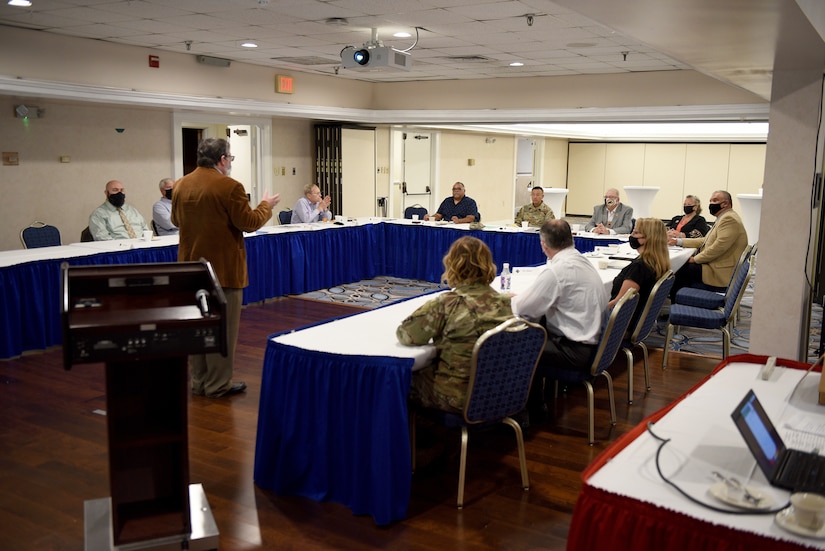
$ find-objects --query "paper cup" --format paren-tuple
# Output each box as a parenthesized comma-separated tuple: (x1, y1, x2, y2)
(142, 230, 153, 242)
(412, 214, 419, 221)
(521, 221, 529, 228)
(598, 260, 609, 270)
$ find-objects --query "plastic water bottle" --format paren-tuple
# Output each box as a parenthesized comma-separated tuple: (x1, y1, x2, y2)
(500, 263, 511, 291)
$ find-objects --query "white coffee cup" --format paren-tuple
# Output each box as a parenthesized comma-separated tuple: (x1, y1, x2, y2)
(142, 230, 153, 242)
(335, 215, 343, 222)
(598, 259, 609, 270)
(412, 214, 419, 221)
(571, 223, 582, 233)
(791, 492, 825, 531)
(521, 221, 529, 229)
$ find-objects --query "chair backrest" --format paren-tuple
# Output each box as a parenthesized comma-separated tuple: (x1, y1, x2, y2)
(80, 226, 94, 242)
(590, 289, 640, 377)
(20, 222, 61, 248)
(628, 271, 675, 344)
(278, 210, 292, 225)
(463, 318, 547, 424)
(722, 257, 753, 320)
(151, 220, 159, 235)
(725, 244, 753, 290)
(404, 205, 427, 219)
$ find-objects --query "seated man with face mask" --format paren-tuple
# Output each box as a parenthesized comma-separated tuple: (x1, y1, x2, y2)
(585, 188, 634, 235)
(89, 179, 150, 241)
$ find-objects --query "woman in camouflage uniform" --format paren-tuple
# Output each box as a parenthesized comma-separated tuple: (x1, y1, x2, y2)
(397, 236, 513, 413)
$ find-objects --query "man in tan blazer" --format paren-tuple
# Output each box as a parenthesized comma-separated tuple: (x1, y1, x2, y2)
(172, 138, 280, 398)
(669, 190, 748, 297)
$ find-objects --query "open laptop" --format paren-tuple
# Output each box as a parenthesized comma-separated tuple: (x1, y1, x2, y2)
(731, 389, 825, 494)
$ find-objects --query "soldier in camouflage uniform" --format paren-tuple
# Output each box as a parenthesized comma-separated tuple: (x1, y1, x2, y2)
(397, 236, 512, 413)
(514, 186, 555, 227)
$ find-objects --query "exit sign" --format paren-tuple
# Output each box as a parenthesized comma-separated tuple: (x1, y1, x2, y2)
(275, 75, 294, 94)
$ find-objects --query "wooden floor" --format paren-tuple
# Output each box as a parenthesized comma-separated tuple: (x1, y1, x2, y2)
(0, 297, 721, 551)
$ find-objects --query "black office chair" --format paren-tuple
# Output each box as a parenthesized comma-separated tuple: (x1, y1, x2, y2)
(80, 226, 94, 242)
(20, 221, 61, 248)
(151, 220, 159, 235)
(278, 210, 292, 225)
(410, 318, 547, 508)
(404, 205, 427, 219)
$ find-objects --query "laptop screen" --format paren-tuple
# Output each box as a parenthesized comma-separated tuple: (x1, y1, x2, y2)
(731, 390, 786, 482)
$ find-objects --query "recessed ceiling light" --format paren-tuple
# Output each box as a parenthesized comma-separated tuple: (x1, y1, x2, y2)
(241, 41, 258, 48)
(8, 0, 33, 6)
(393, 32, 411, 38)
(509, 62, 524, 67)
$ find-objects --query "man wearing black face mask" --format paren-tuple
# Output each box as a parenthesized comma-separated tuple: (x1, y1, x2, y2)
(669, 190, 748, 297)
(152, 178, 179, 236)
(88, 179, 150, 241)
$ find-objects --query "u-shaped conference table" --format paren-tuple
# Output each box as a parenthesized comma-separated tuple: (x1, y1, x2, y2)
(0, 218, 623, 360)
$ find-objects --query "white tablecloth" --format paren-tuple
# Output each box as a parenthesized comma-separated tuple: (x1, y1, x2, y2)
(272, 292, 441, 370)
(588, 361, 825, 548)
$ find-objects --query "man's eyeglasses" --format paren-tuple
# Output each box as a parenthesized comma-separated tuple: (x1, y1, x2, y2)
(224, 154, 235, 161)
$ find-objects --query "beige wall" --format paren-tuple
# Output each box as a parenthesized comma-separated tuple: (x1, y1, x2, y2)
(566, 142, 767, 219)
(437, 133, 516, 223)
(271, 118, 315, 218)
(0, 97, 173, 250)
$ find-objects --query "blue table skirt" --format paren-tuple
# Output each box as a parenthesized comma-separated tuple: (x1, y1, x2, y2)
(0, 245, 179, 359)
(0, 223, 616, 359)
(254, 338, 413, 525)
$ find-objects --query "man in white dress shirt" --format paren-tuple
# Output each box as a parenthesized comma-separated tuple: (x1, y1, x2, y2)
(511, 219, 608, 421)
(290, 183, 332, 223)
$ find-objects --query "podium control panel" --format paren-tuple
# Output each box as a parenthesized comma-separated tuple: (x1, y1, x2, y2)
(61, 260, 227, 368)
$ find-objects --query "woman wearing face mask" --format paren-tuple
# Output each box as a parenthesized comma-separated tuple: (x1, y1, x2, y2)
(666, 195, 709, 239)
(608, 218, 670, 327)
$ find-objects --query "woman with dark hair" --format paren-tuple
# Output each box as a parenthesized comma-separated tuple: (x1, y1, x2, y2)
(666, 195, 709, 239)
(397, 236, 512, 413)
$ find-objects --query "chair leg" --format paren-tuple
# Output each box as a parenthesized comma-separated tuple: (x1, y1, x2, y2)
(639, 342, 651, 391)
(662, 323, 675, 369)
(583, 381, 595, 445)
(503, 417, 530, 491)
(721, 326, 731, 359)
(409, 409, 417, 474)
(457, 427, 469, 509)
(603, 371, 617, 426)
(623, 347, 634, 404)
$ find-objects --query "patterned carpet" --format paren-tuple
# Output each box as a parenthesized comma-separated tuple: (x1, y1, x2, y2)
(293, 276, 443, 308)
(644, 270, 824, 362)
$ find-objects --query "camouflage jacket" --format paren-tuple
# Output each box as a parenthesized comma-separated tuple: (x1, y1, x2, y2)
(396, 283, 512, 410)
(514, 202, 555, 227)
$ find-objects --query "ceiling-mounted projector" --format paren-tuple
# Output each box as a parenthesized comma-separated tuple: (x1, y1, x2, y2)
(341, 46, 411, 71)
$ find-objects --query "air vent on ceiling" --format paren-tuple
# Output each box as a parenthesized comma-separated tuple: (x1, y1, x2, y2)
(440, 55, 492, 62)
(271, 56, 340, 66)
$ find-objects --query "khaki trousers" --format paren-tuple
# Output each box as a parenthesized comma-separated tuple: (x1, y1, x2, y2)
(190, 287, 243, 397)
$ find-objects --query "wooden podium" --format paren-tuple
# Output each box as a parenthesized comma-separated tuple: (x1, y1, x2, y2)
(62, 260, 225, 550)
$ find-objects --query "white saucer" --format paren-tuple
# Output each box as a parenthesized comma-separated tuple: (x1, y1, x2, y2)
(776, 508, 825, 538)
(708, 481, 772, 510)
